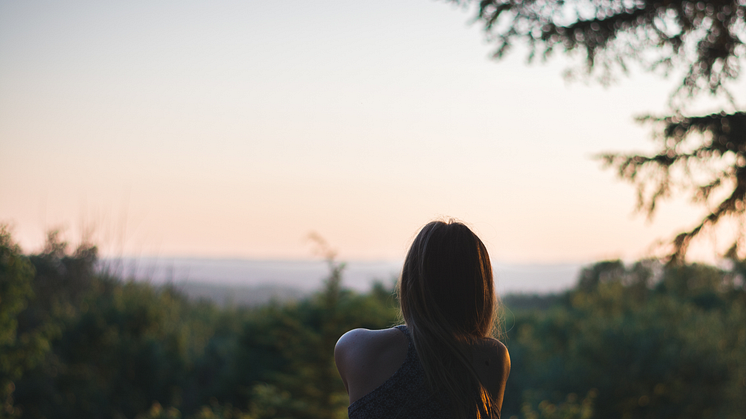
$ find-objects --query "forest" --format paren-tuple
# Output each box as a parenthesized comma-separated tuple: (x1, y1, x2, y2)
(1, 226, 745, 419)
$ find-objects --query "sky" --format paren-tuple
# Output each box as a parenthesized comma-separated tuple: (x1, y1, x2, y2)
(1, 0, 743, 263)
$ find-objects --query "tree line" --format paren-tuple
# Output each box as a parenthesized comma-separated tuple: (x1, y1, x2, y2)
(1, 226, 744, 419)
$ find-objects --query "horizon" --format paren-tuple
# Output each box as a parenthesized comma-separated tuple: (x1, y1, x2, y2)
(99, 255, 585, 295)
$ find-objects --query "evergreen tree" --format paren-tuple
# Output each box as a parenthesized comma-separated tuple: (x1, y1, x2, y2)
(454, 0, 746, 261)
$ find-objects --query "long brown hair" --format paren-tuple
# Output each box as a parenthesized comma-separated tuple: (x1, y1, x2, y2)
(399, 220, 497, 418)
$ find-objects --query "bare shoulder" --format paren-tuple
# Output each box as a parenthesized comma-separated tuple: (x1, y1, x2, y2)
(334, 327, 408, 404)
(482, 338, 510, 363)
(476, 337, 511, 375)
(335, 327, 405, 360)
(470, 337, 511, 407)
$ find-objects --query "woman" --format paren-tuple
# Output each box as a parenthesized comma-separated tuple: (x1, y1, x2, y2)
(335, 220, 510, 419)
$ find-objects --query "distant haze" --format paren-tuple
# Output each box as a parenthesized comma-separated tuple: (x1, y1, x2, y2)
(106, 257, 582, 295)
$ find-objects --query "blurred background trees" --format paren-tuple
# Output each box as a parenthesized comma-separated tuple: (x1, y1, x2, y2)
(0, 227, 399, 419)
(501, 259, 746, 419)
(0, 227, 39, 418)
(1, 225, 744, 418)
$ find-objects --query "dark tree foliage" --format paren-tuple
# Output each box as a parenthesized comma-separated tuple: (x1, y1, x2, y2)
(3, 227, 745, 419)
(455, 0, 746, 261)
(501, 259, 746, 419)
(2, 229, 400, 419)
(466, 0, 745, 93)
(600, 111, 746, 262)
(0, 227, 38, 418)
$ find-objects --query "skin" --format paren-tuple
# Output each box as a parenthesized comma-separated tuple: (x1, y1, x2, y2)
(334, 327, 511, 409)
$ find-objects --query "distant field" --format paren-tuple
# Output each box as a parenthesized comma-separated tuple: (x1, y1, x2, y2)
(172, 282, 308, 307)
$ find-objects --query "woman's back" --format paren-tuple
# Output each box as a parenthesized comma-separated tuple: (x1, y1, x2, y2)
(335, 325, 510, 419)
(335, 220, 511, 418)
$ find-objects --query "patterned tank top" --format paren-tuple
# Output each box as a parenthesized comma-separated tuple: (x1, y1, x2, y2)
(347, 326, 500, 419)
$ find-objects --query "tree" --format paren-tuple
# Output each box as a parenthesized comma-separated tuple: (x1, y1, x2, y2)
(500, 259, 746, 419)
(453, 0, 746, 261)
(231, 235, 399, 419)
(0, 226, 39, 418)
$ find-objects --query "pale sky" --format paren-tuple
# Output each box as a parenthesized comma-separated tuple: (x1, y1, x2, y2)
(1, 0, 742, 263)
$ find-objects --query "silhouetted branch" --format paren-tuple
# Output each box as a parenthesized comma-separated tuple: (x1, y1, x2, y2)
(462, 0, 746, 98)
(599, 111, 746, 261)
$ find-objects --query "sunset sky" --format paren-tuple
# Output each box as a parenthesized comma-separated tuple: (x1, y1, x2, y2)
(1, 0, 742, 263)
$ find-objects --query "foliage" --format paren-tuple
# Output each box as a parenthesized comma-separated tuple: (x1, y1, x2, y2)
(0, 226, 40, 419)
(599, 111, 746, 262)
(502, 259, 746, 419)
(454, 0, 746, 260)
(2, 228, 744, 418)
(518, 392, 596, 419)
(2, 230, 398, 419)
(460, 0, 745, 94)
(230, 253, 398, 419)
